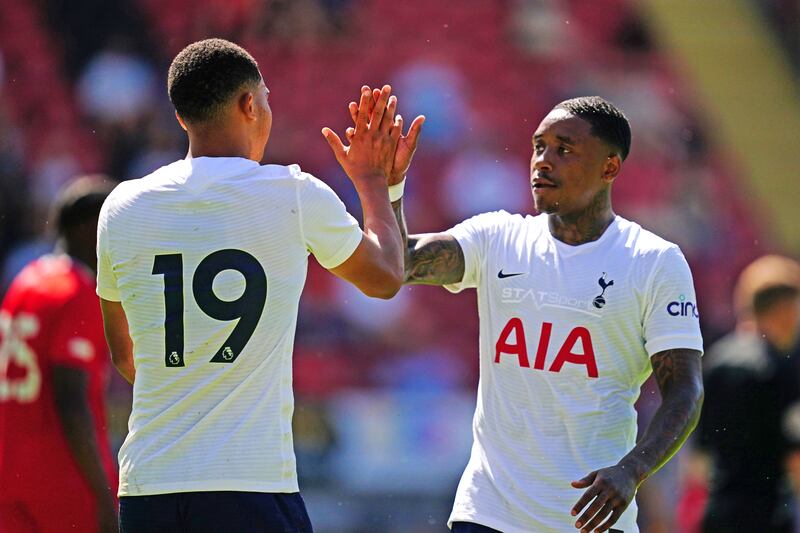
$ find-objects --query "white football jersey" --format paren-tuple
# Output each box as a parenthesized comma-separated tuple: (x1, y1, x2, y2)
(444, 211, 703, 533)
(97, 157, 362, 496)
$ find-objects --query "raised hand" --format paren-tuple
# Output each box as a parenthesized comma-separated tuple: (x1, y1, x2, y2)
(322, 85, 402, 186)
(570, 464, 638, 532)
(346, 89, 425, 185)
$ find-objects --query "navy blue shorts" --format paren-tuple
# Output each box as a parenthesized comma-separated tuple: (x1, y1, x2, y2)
(119, 491, 313, 533)
(451, 522, 502, 533)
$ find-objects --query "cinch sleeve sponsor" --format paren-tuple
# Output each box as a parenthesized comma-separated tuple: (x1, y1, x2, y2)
(444, 210, 510, 293)
(297, 173, 362, 270)
(642, 245, 704, 356)
(96, 194, 121, 302)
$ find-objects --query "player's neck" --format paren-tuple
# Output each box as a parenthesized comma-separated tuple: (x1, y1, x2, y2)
(186, 125, 260, 162)
(547, 192, 615, 246)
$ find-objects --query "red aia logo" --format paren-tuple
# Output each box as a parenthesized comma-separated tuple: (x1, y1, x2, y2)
(495, 318, 598, 378)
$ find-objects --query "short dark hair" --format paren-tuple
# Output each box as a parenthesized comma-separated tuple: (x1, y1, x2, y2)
(753, 285, 799, 316)
(53, 175, 115, 237)
(554, 96, 632, 160)
(168, 38, 262, 124)
(734, 254, 800, 317)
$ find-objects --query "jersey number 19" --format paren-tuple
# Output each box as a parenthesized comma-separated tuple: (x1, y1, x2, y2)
(152, 249, 267, 367)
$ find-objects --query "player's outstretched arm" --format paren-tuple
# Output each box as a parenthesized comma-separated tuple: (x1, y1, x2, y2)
(53, 366, 119, 533)
(344, 89, 457, 286)
(323, 85, 405, 298)
(570, 348, 703, 532)
(100, 298, 135, 384)
(403, 231, 466, 286)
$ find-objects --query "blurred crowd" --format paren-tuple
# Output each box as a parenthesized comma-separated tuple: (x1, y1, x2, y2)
(0, 0, 795, 531)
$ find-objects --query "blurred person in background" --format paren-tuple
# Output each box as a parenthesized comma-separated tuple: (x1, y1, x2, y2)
(693, 255, 800, 532)
(354, 94, 704, 532)
(0, 175, 118, 533)
(97, 38, 418, 532)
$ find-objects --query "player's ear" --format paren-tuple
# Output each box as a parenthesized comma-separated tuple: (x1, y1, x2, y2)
(175, 111, 188, 132)
(238, 92, 256, 121)
(603, 153, 621, 184)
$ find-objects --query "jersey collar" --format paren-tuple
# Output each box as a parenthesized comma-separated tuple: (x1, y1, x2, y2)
(546, 215, 620, 257)
(176, 156, 261, 186)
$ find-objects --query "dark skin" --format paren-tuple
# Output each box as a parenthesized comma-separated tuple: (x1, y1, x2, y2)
(356, 100, 704, 531)
(530, 108, 619, 245)
(54, 219, 118, 533)
(569, 348, 702, 532)
(53, 368, 118, 533)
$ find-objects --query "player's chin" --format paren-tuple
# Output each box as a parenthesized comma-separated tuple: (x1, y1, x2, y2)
(532, 191, 559, 214)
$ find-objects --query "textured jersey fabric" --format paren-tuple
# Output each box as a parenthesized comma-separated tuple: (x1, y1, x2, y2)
(444, 211, 703, 532)
(97, 157, 361, 496)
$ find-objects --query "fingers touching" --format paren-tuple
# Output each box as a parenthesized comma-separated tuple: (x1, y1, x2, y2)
(354, 86, 372, 133)
(324, 84, 425, 184)
(370, 85, 392, 132)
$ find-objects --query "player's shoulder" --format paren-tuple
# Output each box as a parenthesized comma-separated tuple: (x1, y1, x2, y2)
(284, 165, 336, 193)
(615, 216, 683, 260)
(455, 209, 530, 233)
(101, 159, 187, 214)
(7, 255, 91, 305)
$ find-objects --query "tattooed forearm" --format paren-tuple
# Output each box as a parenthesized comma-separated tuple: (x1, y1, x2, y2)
(392, 197, 465, 285)
(651, 349, 680, 394)
(620, 349, 703, 485)
(405, 233, 466, 285)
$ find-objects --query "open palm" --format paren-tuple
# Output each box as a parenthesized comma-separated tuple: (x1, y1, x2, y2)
(347, 89, 425, 185)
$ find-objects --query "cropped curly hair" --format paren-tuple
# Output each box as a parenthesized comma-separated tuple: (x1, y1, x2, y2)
(554, 96, 632, 160)
(168, 38, 261, 124)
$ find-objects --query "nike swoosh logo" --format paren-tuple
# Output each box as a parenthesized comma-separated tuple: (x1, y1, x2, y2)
(498, 270, 525, 279)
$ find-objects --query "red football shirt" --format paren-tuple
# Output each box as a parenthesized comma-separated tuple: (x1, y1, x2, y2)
(0, 255, 117, 507)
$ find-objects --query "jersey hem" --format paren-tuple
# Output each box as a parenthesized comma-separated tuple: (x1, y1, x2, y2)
(118, 479, 300, 497)
(448, 512, 637, 533)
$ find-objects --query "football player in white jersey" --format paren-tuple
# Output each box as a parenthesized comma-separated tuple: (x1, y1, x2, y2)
(96, 39, 422, 532)
(355, 95, 704, 532)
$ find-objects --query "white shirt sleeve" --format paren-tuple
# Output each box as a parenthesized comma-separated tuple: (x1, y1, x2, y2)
(642, 245, 704, 356)
(297, 173, 362, 269)
(96, 195, 121, 302)
(443, 210, 510, 293)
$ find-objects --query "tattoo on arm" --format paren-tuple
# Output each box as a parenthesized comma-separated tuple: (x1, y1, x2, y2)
(406, 233, 466, 285)
(392, 198, 465, 286)
(621, 348, 704, 485)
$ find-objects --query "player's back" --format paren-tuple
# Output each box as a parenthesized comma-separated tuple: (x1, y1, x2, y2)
(98, 156, 360, 496)
(0, 255, 114, 499)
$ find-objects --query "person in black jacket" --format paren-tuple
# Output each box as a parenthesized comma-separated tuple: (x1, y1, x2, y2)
(698, 255, 800, 532)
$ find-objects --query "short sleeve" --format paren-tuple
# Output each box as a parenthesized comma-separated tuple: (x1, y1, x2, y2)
(96, 196, 121, 301)
(297, 174, 362, 269)
(443, 210, 510, 293)
(642, 245, 704, 356)
(49, 293, 101, 370)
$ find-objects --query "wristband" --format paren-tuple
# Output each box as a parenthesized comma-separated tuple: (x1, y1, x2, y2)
(388, 179, 406, 202)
